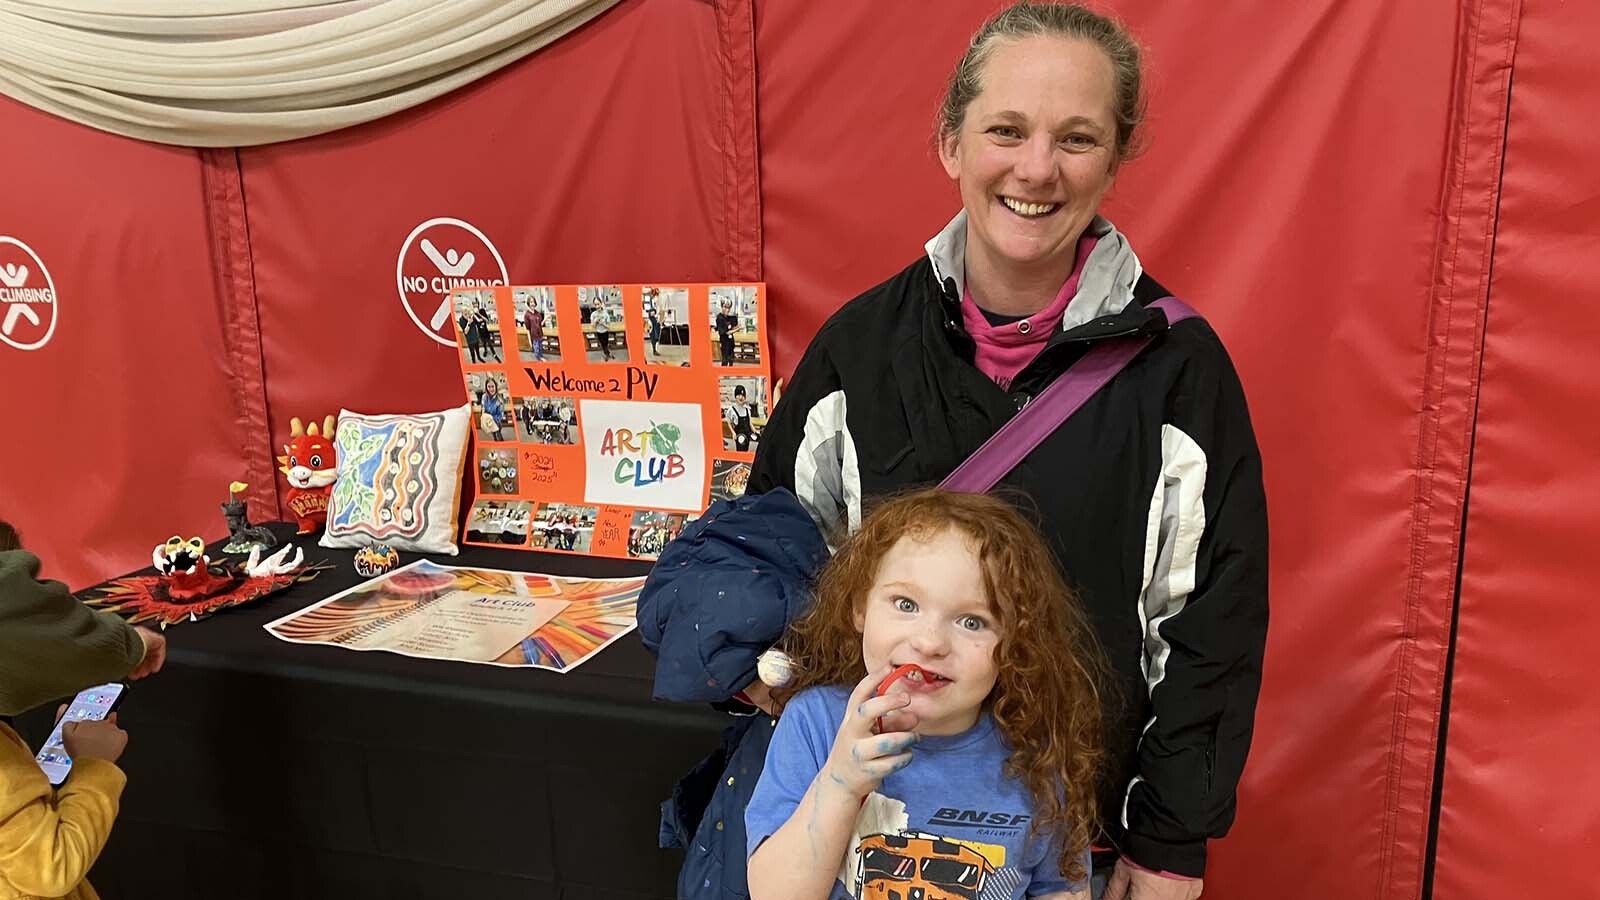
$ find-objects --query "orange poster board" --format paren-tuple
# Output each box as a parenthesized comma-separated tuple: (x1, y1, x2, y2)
(451, 283, 767, 561)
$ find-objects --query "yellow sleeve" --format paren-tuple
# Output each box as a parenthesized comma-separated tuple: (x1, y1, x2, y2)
(0, 735, 125, 898)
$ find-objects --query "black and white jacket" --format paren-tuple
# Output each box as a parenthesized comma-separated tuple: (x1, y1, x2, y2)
(747, 212, 1270, 877)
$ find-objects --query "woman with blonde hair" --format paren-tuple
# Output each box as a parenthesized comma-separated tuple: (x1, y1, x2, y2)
(645, 5, 1267, 898)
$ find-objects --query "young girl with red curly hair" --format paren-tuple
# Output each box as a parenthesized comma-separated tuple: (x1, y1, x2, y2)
(746, 489, 1110, 900)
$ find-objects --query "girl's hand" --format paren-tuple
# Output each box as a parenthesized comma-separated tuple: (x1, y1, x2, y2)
(819, 666, 920, 800)
(61, 712, 128, 764)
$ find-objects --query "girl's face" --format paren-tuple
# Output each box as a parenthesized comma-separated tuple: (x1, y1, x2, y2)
(853, 526, 1002, 736)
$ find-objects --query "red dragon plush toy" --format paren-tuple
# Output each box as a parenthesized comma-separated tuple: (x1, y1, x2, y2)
(279, 415, 338, 533)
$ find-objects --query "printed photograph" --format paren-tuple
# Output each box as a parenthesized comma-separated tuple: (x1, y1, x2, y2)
(710, 459, 753, 502)
(580, 285, 629, 364)
(516, 395, 579, 445)
(465, 500, 533, 545)
(513, 287, 561, 363)
(709, 285, 759, 367)
(466, 372, 514, 441)
(644, 286, 691, 366)
(476, 447, 519, 495)
(533, 502, 600, 553)
(453, 289, 504, 365)
(719, 375, 768, 453)
(628, 510, 691, 560)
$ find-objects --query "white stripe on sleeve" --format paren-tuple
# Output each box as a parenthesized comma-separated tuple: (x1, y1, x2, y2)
(792, 390, 861, 543)
(1123, 423, 1208, 828)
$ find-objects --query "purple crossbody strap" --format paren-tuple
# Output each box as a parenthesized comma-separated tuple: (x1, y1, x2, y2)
(941, 297, 1200, 493)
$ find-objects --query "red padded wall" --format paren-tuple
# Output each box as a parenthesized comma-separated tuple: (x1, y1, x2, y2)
(755, 2, 1465, 897)
(0, 97, 250, 589)
(1434, 0, 1600, 894)
(237, 0, 759, 519)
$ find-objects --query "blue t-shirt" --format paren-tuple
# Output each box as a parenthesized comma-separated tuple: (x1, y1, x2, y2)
(746, 685, 1086, 899)
(481, 392, 505, 422)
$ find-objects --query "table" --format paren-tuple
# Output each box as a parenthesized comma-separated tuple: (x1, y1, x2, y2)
(579, 323, 630, 355)
(16, 523, 726, 900)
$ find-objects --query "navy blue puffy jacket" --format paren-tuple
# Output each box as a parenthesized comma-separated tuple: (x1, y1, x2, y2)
(639, 489, 828, 703)
(639, 488, 828, 899)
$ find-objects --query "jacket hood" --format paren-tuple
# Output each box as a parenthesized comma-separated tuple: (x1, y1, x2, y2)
(924, 209, 1146, 334)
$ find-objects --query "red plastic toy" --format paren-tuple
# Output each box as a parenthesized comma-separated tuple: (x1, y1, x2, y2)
(873, 663, 931, 734)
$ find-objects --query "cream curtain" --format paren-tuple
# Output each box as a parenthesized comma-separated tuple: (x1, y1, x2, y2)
(0, 0, 621, 147)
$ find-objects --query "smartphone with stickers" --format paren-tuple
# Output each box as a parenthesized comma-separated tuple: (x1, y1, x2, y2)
(34, 682, 126, 786)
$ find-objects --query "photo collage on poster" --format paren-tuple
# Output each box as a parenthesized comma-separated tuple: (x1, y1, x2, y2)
(453, 283, 769, 561)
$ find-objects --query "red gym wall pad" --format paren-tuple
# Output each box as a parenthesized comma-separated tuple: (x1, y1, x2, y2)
(1434, 0, 1600, 895)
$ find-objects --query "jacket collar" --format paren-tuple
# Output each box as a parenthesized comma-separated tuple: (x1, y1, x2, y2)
(923, 210, 1146, 334)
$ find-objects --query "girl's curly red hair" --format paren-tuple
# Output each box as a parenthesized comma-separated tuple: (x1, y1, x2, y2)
(775, 488, 1110, 883)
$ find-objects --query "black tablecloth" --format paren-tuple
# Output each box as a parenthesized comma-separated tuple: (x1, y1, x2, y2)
(16, 524, 725, 899)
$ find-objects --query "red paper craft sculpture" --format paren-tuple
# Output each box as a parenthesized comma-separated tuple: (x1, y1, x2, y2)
(81, 536, 327, 628)
(279, 415, 338, 533)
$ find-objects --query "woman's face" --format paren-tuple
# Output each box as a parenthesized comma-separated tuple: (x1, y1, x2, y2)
(939, 35, 1119, 279)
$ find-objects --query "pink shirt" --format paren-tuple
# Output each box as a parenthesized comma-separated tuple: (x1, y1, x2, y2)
(960, 232, 1099, 390)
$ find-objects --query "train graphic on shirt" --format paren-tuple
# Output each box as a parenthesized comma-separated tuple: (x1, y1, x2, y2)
(855, 831, 997, 899)
(843, 793, 1013, 900)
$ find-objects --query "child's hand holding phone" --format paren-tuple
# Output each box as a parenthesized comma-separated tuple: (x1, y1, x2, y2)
(820, 666, 921, 800)
(60, 712, 127, 765)
(38, 683, 130, 784)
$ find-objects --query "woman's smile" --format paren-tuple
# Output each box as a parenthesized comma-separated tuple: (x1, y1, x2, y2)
(998, 195, 1062, 218)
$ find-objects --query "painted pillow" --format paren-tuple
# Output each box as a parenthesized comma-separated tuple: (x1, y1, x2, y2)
(319, 403, 471, 555)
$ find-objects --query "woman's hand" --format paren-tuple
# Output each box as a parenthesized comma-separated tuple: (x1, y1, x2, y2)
(739, 680, 779, 716)
(60, 710, 128, 764)
(819, 666, 920, 800)
(129, 626, 167, 679)
(1102, 858, 1203, 900)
